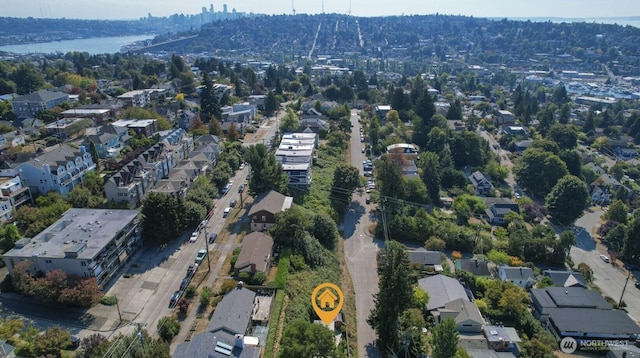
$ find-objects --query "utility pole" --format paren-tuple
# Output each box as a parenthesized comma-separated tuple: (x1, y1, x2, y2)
(618, 270, 632, 308)
(205, 228, 211, 271)
(115, 295, 123, 324)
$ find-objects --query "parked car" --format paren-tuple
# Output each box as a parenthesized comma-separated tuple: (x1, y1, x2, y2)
(187, 263, 198, 275)
(189, 231, 199, 243)
(239, 163, 246, 170)
(195, 249, 207, 264)
(223, 207, 232, 217)
(366, 197, 371, 204)
(230, 199, 237, 208)
(635, 281, 640, 289)
(169, 290, 183, 307)
(600, 254, 610, 263)
(180, 278, 190, 290)
(238, 184, 245, 193)
(209, 233, 218, 243)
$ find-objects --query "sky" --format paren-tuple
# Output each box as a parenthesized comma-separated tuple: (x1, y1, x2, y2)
(4, 0, 640, 20)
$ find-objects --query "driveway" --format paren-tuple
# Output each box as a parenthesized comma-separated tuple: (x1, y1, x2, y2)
(343, 109, 383, 358)
(572, 208, 640, 321)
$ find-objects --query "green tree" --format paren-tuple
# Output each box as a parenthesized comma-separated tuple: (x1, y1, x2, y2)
(545, 175, 589, 224)
(88, 141, 100, 171)
(278, 319, 337, 358)
(312, 212, 339, 250)
(200, 71, 221, 122)
(13, 64, 44, 94)
(432, 318, 459, 358)
(0, 224, 21, 252)
(157, 317, 181, 342)
(513, 148, 568, 198)
(331, 164, 361, 206)
(245, 144, 287, 196)
(576, 262, 595, 283)
(279, 108, 300, 133)
(548, 124, 578, 150)
(368, 241, 413, 353)
(605, 199, 628, 224)
(622, 212, 640, 262)
(418, 151, 441, 204)
(269, 205, 311, 248)
(141, 193, 185, 245)
(398, 308, 428, 358)
(34, 326, 71, 358)
(264, 90, 278, 115)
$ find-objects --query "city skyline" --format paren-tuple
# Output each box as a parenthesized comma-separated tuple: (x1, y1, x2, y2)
(5, 0, 640, 20)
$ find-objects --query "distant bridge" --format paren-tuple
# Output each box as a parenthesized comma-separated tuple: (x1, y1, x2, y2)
(128, 35, 199, 53)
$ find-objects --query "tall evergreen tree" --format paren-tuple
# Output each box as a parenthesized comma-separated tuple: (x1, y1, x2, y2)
(368, 241, 412, 353)
(200, 72, 220, 122)
(419, 151, 442, 205)
(432, 318, 459, 358)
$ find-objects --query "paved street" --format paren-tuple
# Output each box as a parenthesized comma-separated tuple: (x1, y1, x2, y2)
(343, 109, 382, 358)
(572, 208, 640, 321)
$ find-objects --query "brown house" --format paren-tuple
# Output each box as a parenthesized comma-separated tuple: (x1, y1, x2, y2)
(235, 232, 274, 274)
(248, 190, 293, 232)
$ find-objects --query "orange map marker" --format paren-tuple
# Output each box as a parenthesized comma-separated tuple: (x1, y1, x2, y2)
(311, 283, 344, 325)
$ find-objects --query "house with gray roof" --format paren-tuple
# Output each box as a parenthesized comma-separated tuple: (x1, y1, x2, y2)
(530, 286, 612, 321)
(546, 307, 640, 341)
(456, 258, 492, 277)
(11, 90, 69, 119)
(407, 250, 443, 272)
(434, 298, 484, 333)
(484, 198, 519, 226)
(14, 144, 96, 197)
(543, 270, 587, 288)
(235, 232, 273, 275)
(173, 286, 261, 358)
(418, 275, 470, 311)
(468, 171, 493, 196)
(248, 190, 293, 232)
(498, 266, 535, 289)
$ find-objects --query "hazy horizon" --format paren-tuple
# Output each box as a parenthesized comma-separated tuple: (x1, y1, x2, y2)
(4, 0, 640, 20)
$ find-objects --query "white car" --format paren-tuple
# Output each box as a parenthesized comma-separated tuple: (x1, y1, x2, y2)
(239, 163, 246, 170)
(600, 254, 610, 263)
(189, 231, 199, 243)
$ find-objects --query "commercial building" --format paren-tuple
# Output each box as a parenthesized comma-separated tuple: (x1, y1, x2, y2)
(3, 208, 141, 287)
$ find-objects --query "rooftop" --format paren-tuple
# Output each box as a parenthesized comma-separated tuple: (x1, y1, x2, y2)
(248, 190, 293, 217)
(418, 275, 469, 311)
(4, 208, 138, 261)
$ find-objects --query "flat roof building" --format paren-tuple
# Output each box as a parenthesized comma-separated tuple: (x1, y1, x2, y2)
(3, 208, 141, 287)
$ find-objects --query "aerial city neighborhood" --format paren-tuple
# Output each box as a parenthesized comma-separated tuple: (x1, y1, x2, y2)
(1, 2, 640, 357)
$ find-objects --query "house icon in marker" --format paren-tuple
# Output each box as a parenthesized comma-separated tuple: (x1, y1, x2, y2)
(317, 288, 338, 309)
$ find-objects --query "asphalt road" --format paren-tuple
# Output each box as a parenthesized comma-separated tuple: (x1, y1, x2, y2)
(572, 208, 640, 321)
(343, 109, 383, 358)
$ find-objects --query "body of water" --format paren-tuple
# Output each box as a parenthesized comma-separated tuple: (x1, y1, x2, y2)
(0, 34, 154, 55)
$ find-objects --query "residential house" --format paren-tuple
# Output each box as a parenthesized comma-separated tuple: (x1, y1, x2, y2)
(192, 134, 222, 168)
(455, 259, 492, 277)
(615, 147, 638, 160)
(468, 171, 493, 196)
(116, 89, 165, 108)
(386, 143, 419, 157)
(407, 250, 443, 272)
(434, 298, 484, 333)
(417, 275, 470, 312)
(0, 340, 16, 358)
(13, 117, 45, 136)
(11, 90, 69, 119)
(87, 129, 122, 159)
(112, 119, 158, 137)
(546, 307, 640, 342)
(514, 140, 533, 154)
(61, 108, 111, 124)
(530, 286, 612, 321)
(375, 104, 391, 119)
(0, 132, 26, 150)
(235, 232, 274, 275)
(177, 110, 197, 130)
(483, 326, 521, 353)
(584, 162, 605, 175)
(498, 266, 535, 289)
(543, 270, 587, 288)
(14, 145, 96, 197)
(589, 174, 623, 205)
(501, 125, 527, 136)
(495, 110, 516, 126)
(298, 115, 330, 134)
(159, 128, 194, 161)
(247, 95, 266, 110)
(173, 286, 261, 358)
(484, 198, 520, 225)
(2, 208, 141, 287)
(46, 118, 93, 139)
(104, 143, 179, 208)
(248, 190, 293, 232)
(0, 169, 32, 222)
